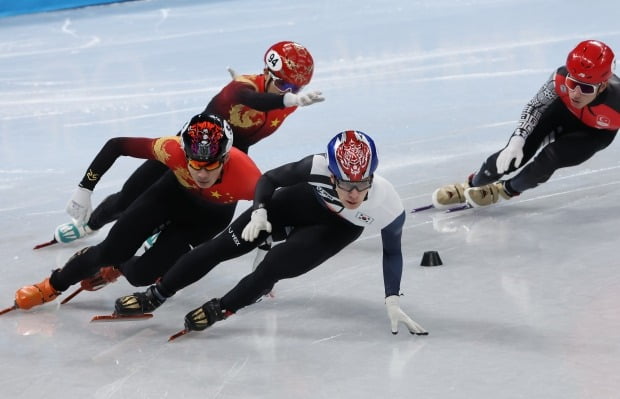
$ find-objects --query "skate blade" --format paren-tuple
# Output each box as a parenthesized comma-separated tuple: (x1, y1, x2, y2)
(411, 203, 472, 213)
(33, 238, 58, 250)
(411, 204, 434, 213)
(60, 287, 84, 304)
(0, 305, 17, 316)
(168, 329, 190, 342)
(91, 313, 153, 322)
(445, 203, 473, 213)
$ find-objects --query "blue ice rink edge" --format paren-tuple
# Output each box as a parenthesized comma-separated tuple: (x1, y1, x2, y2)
(0, 0, 137, 17)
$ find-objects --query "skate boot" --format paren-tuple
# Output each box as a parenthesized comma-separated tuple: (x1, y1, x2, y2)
(115, 285, 166, 315)
(464, 181, 512, 207)
(80, 266, 122, 291)
(54, 221, 94, 244)
(15, 277, 60, 310)
(184, 298, 232, 331)
(432, 182, 469, 209)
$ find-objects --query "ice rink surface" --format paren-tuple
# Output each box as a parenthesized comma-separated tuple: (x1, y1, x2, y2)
(1, 0, 620, 398)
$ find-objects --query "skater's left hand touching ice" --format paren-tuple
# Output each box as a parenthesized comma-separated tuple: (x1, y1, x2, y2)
(385, 295, 428, 335)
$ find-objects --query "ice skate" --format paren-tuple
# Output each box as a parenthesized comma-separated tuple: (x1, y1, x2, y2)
(431, 182, 469, 209)
(184, 298, 231, 332)
(60, 266, 123, 305)
(464, 181, 511, 207)
(14, 277, 60, 310)
(54, 221, 95, 244)
(81, 266, 122, 291)
(114, 285, 166, 316)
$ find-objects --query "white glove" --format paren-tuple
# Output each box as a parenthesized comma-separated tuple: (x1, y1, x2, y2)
(65, 187, 93, 224)
(241, 208, 272, 242)
(227, 66, 239, 80)
(496, 136, 525, 174)
(385, 295, 428, 335)
(283, 91, 325, 107)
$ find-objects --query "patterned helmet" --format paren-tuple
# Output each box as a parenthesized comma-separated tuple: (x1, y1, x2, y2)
(566, 40, 616, 84)
(327, 130, 379, 181)
(181, 113, 233, 161)
(264, 41, 314, 87)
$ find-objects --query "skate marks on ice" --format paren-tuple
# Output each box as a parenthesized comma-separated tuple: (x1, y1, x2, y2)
(90, 328, 159, 362)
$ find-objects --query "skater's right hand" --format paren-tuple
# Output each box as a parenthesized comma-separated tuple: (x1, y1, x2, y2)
(66, 187, 93, 224)
(283, 90, 324, 107)
(241, 208, 272, 242)
(496, 136, 525, 174)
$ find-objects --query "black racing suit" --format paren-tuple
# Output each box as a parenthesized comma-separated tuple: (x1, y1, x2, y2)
(51, 172, 236, 290)
(152, 154, 407, 313)
(471, 67, 620, 194)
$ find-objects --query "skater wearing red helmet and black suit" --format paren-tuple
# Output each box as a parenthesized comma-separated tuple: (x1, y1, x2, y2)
(432, 39, 620, 208)
(55, 41, 323, 244)
(114, 131, 428, 337)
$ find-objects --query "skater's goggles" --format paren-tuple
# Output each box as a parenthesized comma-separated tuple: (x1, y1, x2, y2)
(335, 177, 373, 192)
(268, 71, 302, 94)
(565, 75, 600, 94)
(187, 158, 224, 171)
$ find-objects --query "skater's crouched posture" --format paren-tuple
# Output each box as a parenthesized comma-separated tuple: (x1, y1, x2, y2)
(115, 130, 428, 337)
(433, 39, 620, 209)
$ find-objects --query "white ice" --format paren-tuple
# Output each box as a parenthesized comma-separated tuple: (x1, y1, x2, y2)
(1, 0, 620, 398)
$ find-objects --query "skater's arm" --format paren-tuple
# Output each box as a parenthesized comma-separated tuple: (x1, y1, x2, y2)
(380, 211, 405, 297)
(251, 154, 314, 209)
(78, 137, 157, 190)
(512, 72, 559, 141)
(233, 81, 289, 111)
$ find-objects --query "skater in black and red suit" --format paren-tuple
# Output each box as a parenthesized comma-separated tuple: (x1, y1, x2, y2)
(54, 40, 323, 244)
(12, 114, 260, 311)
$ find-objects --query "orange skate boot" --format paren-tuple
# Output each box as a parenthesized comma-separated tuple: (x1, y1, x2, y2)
(15, 278, 60, 310)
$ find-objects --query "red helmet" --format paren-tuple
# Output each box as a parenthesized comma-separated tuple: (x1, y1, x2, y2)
(566, 40, 616, 84)
(264, 41, 314, 87)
